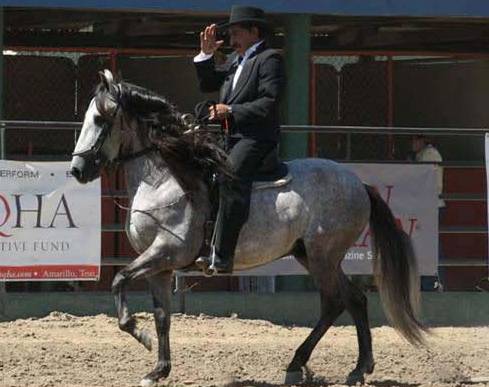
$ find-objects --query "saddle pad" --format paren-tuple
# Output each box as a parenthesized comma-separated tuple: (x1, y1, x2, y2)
(252, 172, 292, 190)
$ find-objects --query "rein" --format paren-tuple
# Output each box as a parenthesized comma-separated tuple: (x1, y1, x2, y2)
(183, 100, 227, 137)
(105, 146, 193, 244)
(108, 184, 192, 244)
(72, 102, 121, 159)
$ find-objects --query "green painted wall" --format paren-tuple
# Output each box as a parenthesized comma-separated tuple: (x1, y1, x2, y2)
(2, 292, 489, 327)
(280, 14, 310, 161)
(278, 14, 313, 291)
(0, 9, 5, 306)
(0, 8, 3, 121)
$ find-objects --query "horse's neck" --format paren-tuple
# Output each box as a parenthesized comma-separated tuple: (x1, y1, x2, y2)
(121, 124, 179, 199)
(122, 129, 210, 227)
(124, 155, 179, 200)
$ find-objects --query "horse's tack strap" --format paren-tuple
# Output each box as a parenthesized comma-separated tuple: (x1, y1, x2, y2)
(252, 173, 292, 190)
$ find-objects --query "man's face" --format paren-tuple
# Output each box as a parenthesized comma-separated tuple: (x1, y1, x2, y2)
(412, 137, 424, 153)
(228, 25, 260, 55)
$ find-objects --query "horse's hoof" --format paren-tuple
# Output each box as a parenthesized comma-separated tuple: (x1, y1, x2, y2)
(140, 377, 156, 387)
(284, 370, 303, 385)
(139, 330, 153, 351)
(140, 363, 171, 387)
(365, 360, 375, 375)
(366, 361, 375, 374)
(346, 371, 365, 385)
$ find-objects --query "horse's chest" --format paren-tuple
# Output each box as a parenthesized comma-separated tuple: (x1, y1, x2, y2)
(126, 211, 159, 253)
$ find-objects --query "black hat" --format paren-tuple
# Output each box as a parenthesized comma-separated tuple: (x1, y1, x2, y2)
(219, 6, 268, 29)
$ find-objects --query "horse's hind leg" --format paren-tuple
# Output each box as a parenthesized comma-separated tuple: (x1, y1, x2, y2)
(339, 272, 375, 384)
(285, 251, 345, 384)
(285, 286, 345, 384)
(140, 271, 173, 387)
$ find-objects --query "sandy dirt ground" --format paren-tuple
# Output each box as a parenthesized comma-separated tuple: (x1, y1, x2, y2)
(0, 312, 488, 387)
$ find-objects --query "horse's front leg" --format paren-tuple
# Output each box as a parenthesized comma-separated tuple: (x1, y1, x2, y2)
(111, 243, 176, 351)
(140, 271, 173, 387)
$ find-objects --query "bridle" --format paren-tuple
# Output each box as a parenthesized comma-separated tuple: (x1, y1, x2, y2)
(72, 87, 157, 164)
(71, 95, 121, 160)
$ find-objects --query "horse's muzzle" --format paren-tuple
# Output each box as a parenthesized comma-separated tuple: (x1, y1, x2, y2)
(70, 155, 101, 183)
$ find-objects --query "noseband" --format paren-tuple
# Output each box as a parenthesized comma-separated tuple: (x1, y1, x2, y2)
(72, 87, 158, 164)
(72, 95, 121, 160)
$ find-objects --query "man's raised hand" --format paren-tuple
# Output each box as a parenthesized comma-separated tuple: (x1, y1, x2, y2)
(200, 24, 224, 55)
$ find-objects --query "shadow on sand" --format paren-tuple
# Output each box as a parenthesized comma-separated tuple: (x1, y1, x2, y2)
(224, 378, 421, 387)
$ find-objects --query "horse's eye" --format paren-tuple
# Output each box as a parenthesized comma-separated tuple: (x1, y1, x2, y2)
(94, 116, 105, 127)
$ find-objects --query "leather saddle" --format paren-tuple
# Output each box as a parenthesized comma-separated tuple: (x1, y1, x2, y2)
(254, 146, 289, 182)
(198, 146, 290, 263)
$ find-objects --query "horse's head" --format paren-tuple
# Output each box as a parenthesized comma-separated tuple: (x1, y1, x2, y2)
(71, 70, 125, 183)
(71, 69, 180, 183)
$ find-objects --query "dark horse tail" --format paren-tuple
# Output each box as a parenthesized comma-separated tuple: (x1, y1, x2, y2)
(365, 185, 426, 345)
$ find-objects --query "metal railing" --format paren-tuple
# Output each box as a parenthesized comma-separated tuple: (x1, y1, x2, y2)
(2, 120, 488, 134)
(0, 120, 487, 273)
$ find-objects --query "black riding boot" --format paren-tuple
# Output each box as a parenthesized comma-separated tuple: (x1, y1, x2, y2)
(196, 178, 251, 274)
(195, 138, 276, 274)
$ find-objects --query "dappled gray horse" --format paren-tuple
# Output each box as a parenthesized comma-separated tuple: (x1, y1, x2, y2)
(71, 70, 425, 387)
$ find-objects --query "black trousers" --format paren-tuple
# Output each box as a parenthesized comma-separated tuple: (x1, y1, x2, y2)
(214, 137, 276, 261)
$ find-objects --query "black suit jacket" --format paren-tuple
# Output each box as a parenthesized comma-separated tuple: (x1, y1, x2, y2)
(194, 43, 285, 143)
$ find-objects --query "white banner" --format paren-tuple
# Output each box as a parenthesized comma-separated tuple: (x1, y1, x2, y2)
(341, 163, 438, 275)
(223, 163, 438, 276)
(485, 134, 489, 277)
(0, 161, 101, 281)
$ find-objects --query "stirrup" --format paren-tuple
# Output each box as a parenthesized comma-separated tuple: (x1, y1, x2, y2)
(202, 216, 220, 277)
(202, 246, 218, 277)
(203, 265, 218, 277)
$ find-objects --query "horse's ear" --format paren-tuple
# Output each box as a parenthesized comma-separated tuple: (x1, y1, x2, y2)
(98, 69, 114, 90)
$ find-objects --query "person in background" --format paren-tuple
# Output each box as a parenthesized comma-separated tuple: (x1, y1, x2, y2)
(412, 134, 445, 209)
(411, 134, 445, 291)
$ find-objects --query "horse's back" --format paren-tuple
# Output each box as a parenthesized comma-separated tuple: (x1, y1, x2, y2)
(287, 158, 363, 193)
(286, 158, 370, 230)
(234, 158, 370, 270)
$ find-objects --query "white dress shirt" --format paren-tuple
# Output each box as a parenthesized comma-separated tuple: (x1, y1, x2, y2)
(416, 144, 445, 208)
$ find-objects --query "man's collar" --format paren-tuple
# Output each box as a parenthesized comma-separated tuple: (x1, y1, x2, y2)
(246, 40, 265, 57)
(234, 40, 265, 64)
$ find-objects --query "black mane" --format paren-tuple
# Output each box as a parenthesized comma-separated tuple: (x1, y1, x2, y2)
(95, 80, 232, 192)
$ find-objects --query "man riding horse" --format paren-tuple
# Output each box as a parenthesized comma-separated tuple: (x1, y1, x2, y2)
(194, 5, 285, 273)
(70, 6, 425, 385)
